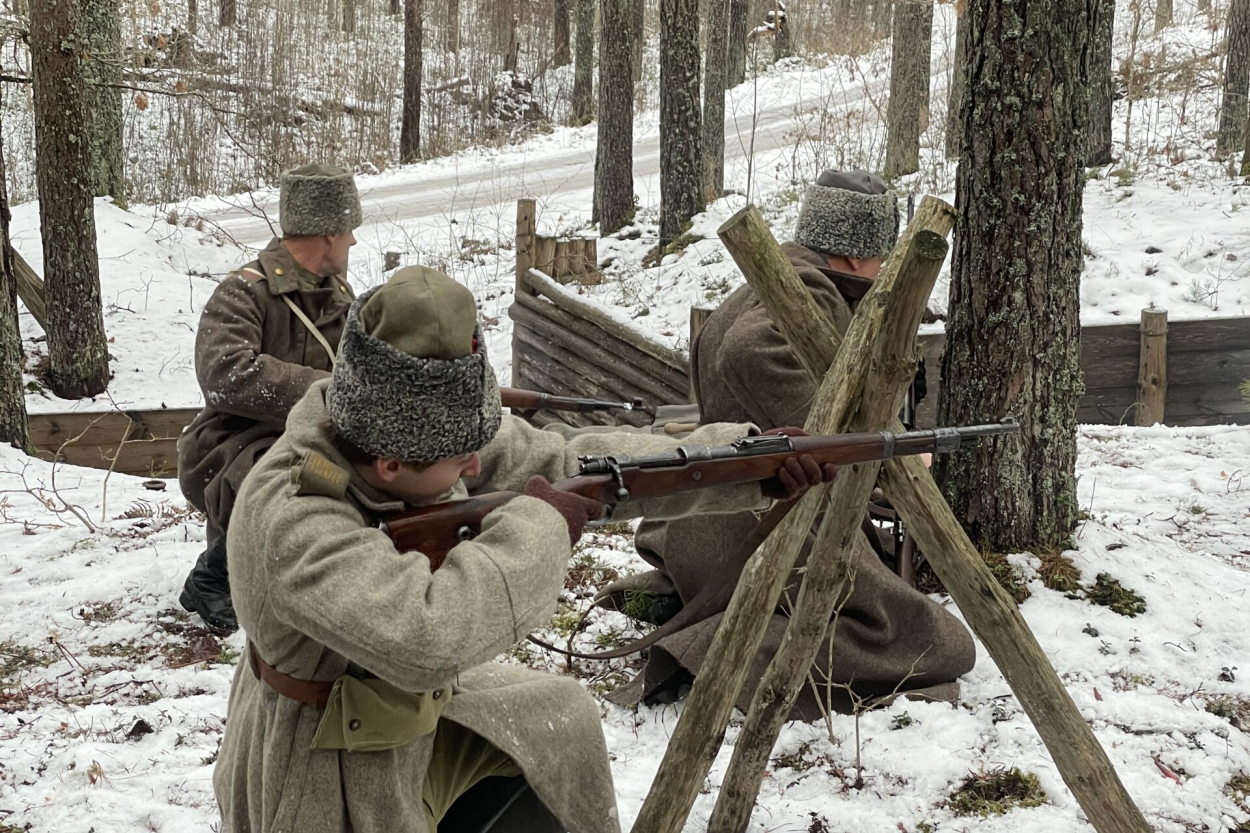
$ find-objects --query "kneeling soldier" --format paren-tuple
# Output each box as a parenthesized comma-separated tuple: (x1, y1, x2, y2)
(213, 266, 833, 833)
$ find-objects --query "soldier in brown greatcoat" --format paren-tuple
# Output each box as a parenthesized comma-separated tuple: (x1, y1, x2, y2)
(177, 164, 361, 634)
(599, 170, 978, 720)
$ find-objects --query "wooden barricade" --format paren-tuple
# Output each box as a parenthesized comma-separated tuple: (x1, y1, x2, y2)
(28, 407, 199, 477)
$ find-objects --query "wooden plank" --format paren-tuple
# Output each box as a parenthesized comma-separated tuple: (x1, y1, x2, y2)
(37, 436, 180, 477)
(507, 290, 690, 397)
(512, 291, 692, 395)
(512, 317, 680, 407)
(13, 248, 48, 332)
(522, 268, 689, 373)
(28, 408, 198, 449)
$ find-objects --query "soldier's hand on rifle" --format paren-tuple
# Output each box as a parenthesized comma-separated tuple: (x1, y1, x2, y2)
(524, 476, 606, 545)
(758, 427, 838, 500)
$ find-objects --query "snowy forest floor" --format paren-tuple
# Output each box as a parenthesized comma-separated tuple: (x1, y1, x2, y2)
(5, 1, 1250, 830)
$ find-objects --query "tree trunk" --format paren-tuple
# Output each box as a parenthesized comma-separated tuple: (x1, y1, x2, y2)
(936, 0, 1089, 552)
(944, 5, 969, 159)
(1154, 0, 1172, 32)
(571, 0, 595, 124)
(219, 0, 235, 26)
(1243, 105, 1250, 175)
(187, 0, 198, 34)
(0, 91, 30, 452)
(554, 0, 572, 66)
(400, 0, 423, 163)
(772, 1, 793, 62)
(702, 0, 729, 201)
(32, 0, 110, 400)
(659, 0, 702, 245)
(81, 0, 125, 203)
(727, 0, 749, 86)
(1217, 0, 1250, 158)
(883, 0, 933, 178)
(342, 0, 356, 33)
(1087, 0, 1115, 166)
(873, 0, 894, 37)
(632, 0, 645, 84)
(444, 0, 457, 47)
(594, 0, 636, 232)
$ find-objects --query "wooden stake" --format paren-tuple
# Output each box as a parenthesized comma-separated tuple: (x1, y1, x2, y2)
(709, 223, 952, 833)
(1135, 309, 1168, 426)
(514, 199, 536, 387)
(645, 197, 1150, 833)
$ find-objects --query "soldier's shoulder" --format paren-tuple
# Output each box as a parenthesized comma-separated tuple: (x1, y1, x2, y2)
(288, 450, 351, 500)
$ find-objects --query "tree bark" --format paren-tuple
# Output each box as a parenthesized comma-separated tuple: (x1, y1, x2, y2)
(659, 0, 703, 245)
(936, 0, 1088, 551)
(708, 208, 952, 833)
(0, 91, 30, 452)
(1217, 0, 1250, 158)
(727, 0, 749, 86)
(571, 0, 595, 124)
(218, 0, 235, 26)
(883, 0, 934, 179)
(1243, 105, 1250, 175)
(944, 6, 969, 159)
(1087, 0, 1116, 166)
(1154, 0, 1172, 32)
(31, 0, 110, 400)
(702, 0, 729, 201)
(632, 0, 645, 85)
(554, 0, 572, 66)
(594, 0, 637, 232)
(400, 0, 423, 164)
(81, 0, 125, 203)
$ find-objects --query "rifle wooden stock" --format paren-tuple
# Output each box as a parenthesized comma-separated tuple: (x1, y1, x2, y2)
(382, 426, 1011, 570)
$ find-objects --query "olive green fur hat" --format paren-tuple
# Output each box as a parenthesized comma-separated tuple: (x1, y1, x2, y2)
(279, 163, 363, 237)
(793, 169, 899, 260)
(326, 266, 502, 463)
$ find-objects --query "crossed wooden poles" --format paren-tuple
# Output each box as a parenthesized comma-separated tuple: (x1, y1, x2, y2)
(629, 198, 1152, 833)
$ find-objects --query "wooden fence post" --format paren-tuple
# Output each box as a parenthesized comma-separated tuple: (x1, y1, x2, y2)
(689, 306, 713, 343)
(514, 199, 537, 386)
(1136, 309, 1168, 426)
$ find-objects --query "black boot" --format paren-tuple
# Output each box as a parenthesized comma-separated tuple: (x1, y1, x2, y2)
(438, 776, 564, 833)
(179, 536, 237, 636)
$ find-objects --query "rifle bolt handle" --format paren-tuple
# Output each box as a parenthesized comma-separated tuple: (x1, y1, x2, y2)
(615, 487, 631, 501)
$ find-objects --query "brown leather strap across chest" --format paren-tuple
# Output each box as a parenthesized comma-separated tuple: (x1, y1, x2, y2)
(248, 641, 334, 710)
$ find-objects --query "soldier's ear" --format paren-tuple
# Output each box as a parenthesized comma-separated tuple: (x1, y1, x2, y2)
(373, 457, 404, 484)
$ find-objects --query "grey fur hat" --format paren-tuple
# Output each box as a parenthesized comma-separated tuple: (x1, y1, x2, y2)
(279, 163, 363, 237)
(326, 268, 502, 463)
(793, 169, 899, 259)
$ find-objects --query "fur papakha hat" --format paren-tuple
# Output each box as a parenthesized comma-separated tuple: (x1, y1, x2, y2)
(793, 169, 899, 259)
(326, 266, 502, 463)
(279, 163, 363, 237)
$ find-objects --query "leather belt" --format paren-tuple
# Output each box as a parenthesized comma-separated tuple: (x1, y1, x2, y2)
(248, 641, 335, 710)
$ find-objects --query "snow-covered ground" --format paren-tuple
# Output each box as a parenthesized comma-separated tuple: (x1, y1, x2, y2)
(5, 0, 1250, 830)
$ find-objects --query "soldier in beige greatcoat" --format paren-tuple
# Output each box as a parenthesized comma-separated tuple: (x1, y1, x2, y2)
(215, 266, 835, 832)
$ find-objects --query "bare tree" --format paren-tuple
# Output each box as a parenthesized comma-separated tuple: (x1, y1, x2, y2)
(883, 0, 933, 179)
(594, 0, 637, 232)
(32, 0, 111, 399)
(659, 0, 703, 245)
(771, 1, 793, 62)
(944, 6, 969, 159)
(727, 0, 749, 86)
(872, 0, 893, 37)
(554, 0, 572, 66)
(1155, 0, 1172, 32)
(400, 0, 423, 163)
(81, 0, 125, 202)
(445, 0, 458, 48)
(937, 0, 1091, 550)
(219, 0, 235, 26)
(702, 0, 729, 201)
(632, 0, 644, 84)
(571, 0, 595, 124)
(1217, 0, 1250, 158)
(0, 93, 30, 452)
(1087, 0, 1116, 166)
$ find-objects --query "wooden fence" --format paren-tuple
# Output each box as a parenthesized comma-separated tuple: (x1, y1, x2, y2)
(29, 407, 197, 477)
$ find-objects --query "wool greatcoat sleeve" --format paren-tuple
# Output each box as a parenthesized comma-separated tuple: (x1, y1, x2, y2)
(196, 275, 331, 427)
(465, 414, 770, 521)
(258, 484, 573, 691)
